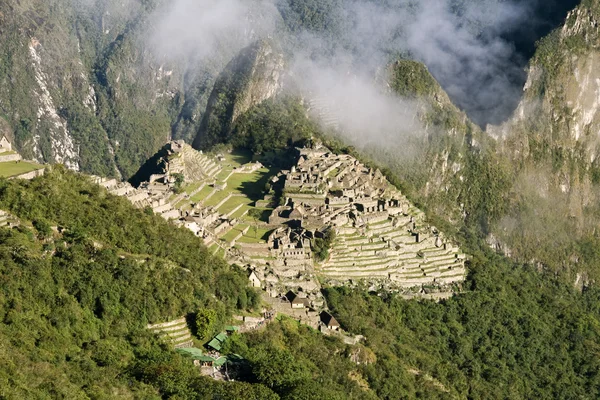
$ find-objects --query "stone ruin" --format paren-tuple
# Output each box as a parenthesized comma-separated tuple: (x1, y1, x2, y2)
(93, 140, 467, 305)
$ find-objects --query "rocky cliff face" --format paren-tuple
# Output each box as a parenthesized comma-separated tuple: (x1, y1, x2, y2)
(463, 1, 600, 278)
(192, 40, 284, 150)
(0, 0, 263, 178)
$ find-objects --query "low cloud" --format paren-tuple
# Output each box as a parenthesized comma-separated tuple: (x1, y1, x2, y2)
(145, 0, 570, 128)
(147, 0, 279, 63)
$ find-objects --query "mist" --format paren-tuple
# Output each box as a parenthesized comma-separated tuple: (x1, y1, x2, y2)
(146, 0, 578, 131)
(147, 0, 279, 64)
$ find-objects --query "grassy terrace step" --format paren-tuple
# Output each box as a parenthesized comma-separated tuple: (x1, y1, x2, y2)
(216, 168, 233, 181)
(230, 204, 250, 219)
(158, 324, 188, 333)
(367, 223, 394, 232)
(206, 166, 221, 177)
(328, 255, 383, 262)
(0, 161, 43, 178)
(165, 326, 190, 337)
(218, 196, 247, 214)
(420, 247, 453, 255)
(171, 333, 193, 344)
(335, 246, 389, 255)
(436, 267, 465, 276)
(344, 238, 371, 245)
(322, 269, 391, 277)
(220, 224, 249, 243)
(436, 271, 466, 280)
(341, 242, 389, 250)
(356, 242, 390, 251)
(203, 190, 231, 207)
(326, 261, 397, 270)
(215, 247, 226, 258)
(183, 181, 204, 194)
(323, 259, 397, 269)
(322, 263, 398, 272)
(424, 253, 458, 262)
(421, 258, 461, 269)
(148, 318, 187, 329)
(220, 229, 241, 243)
(396, 252, 424, 260)
(328, 253, 398, 261)
(191, 185, 215, 202)
(368, 219, 392, 228)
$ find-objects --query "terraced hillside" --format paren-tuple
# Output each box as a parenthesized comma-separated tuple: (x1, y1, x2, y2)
(101, 141, 467, 300)
(271, 144, 468, 292)
(323, 221, 466, 288)
(147, 317, 194, 349)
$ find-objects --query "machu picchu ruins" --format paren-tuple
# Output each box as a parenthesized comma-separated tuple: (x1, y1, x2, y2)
(96, 140, 467, 304)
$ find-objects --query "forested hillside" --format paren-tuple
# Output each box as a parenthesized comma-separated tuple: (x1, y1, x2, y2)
(6, 0, 600, 398)
(2, 169, 600, 399)
(0, 167, 264, 397)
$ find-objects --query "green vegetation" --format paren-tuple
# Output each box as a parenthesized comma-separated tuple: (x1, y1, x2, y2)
(203, 95, 321, 167)
(389, 60, 439, 98)
(0, 161, 43, 177)
(324, 233, 600, 399)
(312, 229, 336, 261)
(0, 168, 263, 398)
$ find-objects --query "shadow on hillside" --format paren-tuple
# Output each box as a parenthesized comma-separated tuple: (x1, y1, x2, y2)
(238, 168, 280, 201)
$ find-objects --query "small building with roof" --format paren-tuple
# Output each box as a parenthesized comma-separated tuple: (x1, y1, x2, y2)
(224, 325, 240, 334)
(320, 311, 340, 331)
(285, 290, 310, 309)
(206, 331, 228, 351)
(248, 270, 261, 288)
(0, 136, 11, 153)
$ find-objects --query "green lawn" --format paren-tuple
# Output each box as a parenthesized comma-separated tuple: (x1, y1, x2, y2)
(230, 204, 251, 219)
(220, 224, 249, 243)
(237, 227, 273, 243)
(221, 228, 242, 243)
(218, 196, 248, 214)
(203, 188, 233, 207)
(215, 168, 233, 182)
(227, 170, 266, 190)
(183, 181, 203, 194)
(220, 149, 253, 166)
(191, 185, 215, 202)
(0, 161, 43, 178)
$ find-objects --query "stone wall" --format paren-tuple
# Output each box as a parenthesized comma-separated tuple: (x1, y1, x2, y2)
(9, 168, 45, 180)
(0, 153, 22, 163)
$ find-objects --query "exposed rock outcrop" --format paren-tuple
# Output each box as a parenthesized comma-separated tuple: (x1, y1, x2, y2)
(192, 40, 285, 150)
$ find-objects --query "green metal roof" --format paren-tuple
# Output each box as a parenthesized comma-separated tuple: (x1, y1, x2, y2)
(224, 325, 240, 332)
(207, 338, 222, 351)
(214, 356, 228, 367)
(176, 347, 204, 360)
(215, 332, 228, 342)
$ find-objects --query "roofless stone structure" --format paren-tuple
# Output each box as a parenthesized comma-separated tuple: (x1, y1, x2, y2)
(97, 140, 467, 302)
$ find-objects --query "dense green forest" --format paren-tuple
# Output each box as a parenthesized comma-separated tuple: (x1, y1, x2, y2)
(0, 168, 264, 398)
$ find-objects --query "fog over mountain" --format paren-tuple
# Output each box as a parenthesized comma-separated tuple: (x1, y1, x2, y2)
(146, 0, 580, 128)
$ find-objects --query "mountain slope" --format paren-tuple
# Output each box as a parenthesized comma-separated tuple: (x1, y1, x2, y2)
(192, 40, 285, 151)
